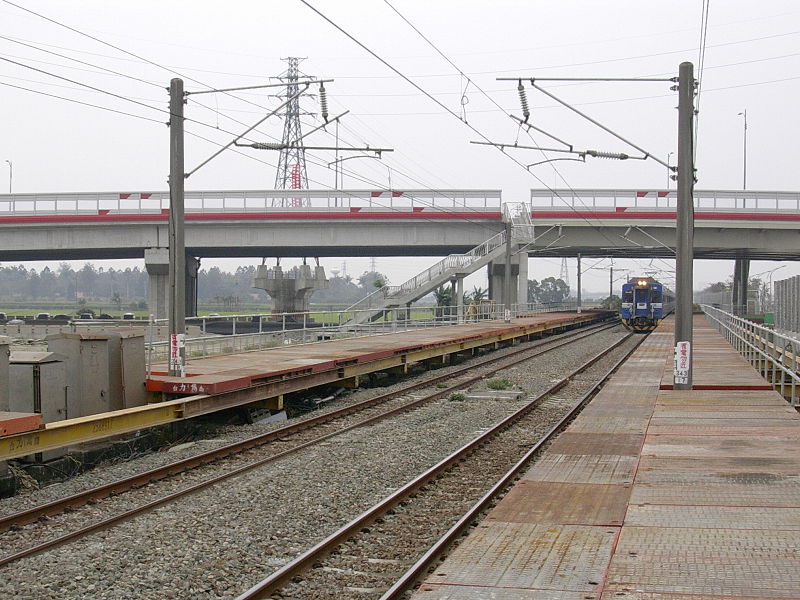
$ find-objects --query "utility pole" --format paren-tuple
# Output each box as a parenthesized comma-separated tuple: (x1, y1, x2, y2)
(168, 78, 186, 378)
(576, 253, 582, 313)
(674, 62, 695, 390)
(609, 264, 613, 299)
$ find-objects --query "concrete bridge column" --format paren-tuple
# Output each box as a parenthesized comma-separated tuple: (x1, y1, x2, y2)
(186, 256, 200, 318)
(456, 276, 464, 322)
(517, 252, 529, 312)
(145, 248, 200, 320)
(487, 255, 520, 308)
(732, 258, 750, 314)
(144, 248, 169, 320)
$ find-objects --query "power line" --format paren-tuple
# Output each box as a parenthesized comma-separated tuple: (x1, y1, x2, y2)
(0, 33, 162, 88)
(304, 0, 631, 254)
(378, 1, 655, 253)
(0, 79, 163, 123)
(0, 54, 169, 117)
(695, 0, 711, 157)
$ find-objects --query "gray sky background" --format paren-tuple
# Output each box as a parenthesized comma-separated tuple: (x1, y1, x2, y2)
(1, 0, 799, 295)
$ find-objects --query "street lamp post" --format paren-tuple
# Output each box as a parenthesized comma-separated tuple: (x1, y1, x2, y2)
(738, 110, 747, 192)
(4, 160, 11, 193)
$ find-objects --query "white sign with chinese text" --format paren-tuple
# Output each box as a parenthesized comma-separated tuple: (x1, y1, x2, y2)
(674, 340, 691, 385)
(169, 333, 186, 377)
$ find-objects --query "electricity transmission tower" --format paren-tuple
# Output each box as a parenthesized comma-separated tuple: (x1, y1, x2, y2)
(274, 57, 310, 205)
(560, 257, 570, 288)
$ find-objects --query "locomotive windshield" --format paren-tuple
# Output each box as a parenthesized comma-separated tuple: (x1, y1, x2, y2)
(623, 289, 633, 302)
(650, 289, 662, 302)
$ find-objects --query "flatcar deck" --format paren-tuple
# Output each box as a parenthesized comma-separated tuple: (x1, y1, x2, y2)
(412, 314, 800, 600)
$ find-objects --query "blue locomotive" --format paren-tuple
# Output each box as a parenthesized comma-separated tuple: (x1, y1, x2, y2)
(620, 277, 674, 331)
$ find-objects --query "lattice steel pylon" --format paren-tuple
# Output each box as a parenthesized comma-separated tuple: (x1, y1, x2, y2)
(560, 257, 570, 288)
(274, 57, 309, 206)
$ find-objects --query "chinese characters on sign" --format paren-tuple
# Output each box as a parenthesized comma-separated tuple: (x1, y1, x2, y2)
(169, 333, 186, 377)
(674, 340, 691, 385)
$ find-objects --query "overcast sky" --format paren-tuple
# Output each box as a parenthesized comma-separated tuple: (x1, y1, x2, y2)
(1, 0, 799, 295)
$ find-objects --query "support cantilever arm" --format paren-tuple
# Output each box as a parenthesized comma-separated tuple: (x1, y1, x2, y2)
(185, 83, 311, 178)
(529, 82, 670, 169)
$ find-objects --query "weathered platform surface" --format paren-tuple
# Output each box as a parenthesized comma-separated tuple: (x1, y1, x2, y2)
(412, 315, 800, 600)
(659, 316, 773, 390)
(148, 311, 603, 395)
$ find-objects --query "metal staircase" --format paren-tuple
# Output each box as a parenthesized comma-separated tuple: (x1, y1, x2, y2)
(345, 203, 534, 324)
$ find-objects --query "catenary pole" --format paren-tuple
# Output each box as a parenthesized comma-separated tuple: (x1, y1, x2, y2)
(168, 78, 186, 377)
(504, 218, 513, 318)
(576, 253, 582, 313)
(674, 62, 695, 390)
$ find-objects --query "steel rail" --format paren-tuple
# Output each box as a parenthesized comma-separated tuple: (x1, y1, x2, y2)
(0, 322, 618, 566)
(234, 331, 635, 600)
(0, 319, 612, 533)
(380, 332, 647, 599)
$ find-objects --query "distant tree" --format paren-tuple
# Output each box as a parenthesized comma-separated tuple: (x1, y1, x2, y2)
(465, 285, 488, 304)
(357, 271, 389, 292)
(704, 281, 729, 293)
(527, 279, 541, 303)
(432, 286, 453, 307)
(600, 294, 622, 311)
(528, 277, 569, 303)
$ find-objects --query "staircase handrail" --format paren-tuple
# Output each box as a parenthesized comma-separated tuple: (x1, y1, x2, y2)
(344, 229, 507, 314)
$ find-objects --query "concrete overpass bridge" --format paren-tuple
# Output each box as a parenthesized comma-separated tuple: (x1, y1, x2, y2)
(0, 188, 796, 316)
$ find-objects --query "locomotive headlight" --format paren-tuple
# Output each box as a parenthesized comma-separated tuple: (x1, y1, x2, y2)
(637, 280, 648, 286)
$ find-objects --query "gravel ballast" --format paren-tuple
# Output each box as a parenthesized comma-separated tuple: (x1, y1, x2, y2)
(0, 324, 627, 599)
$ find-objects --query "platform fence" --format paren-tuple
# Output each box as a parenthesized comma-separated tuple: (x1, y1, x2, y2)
(144, 301, 581, 367)
(702, 304, 800, 405)
(774, 274, 800, 337)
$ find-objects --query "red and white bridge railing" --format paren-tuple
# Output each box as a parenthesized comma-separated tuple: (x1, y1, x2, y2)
(531, 189, 800, 212)
(0, 189, 501, 216)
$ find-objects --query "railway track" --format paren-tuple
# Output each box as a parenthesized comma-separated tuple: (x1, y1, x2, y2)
(234, 330, 643, 600)
(0, 319, 617, 569)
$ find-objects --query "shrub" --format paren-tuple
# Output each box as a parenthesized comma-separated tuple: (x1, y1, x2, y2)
(487, 378, 512, 390)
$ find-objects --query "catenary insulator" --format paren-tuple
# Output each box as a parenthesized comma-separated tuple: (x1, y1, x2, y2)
(587, 150, 629, 160)
(319, 83, 329, 123)
(517, 81, 530, 122)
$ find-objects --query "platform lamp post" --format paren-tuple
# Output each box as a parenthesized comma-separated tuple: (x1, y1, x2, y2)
(4, 160, 11, 193)
(674, 62, 695, 391)
(738, 110, 747, 192)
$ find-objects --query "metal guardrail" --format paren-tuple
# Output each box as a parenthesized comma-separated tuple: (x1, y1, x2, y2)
(531, 189, 800, 212)
(701, 305, 800, 405)
(775, 275, 800, 336)
(0, 189, 502, 215)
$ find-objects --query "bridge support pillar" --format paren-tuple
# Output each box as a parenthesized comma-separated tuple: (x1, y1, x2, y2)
(145, 248, 199, 320)
(253, 262, 329, 314)
(456, 276, 464, 322)
(186, 256, 200, 318)
(732, 257, 750, 315)
(517, 252, 529, 312)
(145, 248, 169, 321)
(487, 255, 519, 308)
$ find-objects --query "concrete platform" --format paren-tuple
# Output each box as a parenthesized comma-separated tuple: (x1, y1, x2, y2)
(147, 312, 603, 395)
(412, 315, 800, 600)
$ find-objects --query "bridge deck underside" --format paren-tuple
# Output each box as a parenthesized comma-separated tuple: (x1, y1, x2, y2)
(412, 315, 800, 599)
